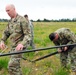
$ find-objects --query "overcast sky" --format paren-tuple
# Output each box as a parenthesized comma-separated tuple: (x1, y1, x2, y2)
(0, 0, 76, 20)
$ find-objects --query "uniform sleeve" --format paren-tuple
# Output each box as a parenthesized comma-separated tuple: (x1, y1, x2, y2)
(1, 26, 10, 42)
(53, 41, 60, 46)
(20, 18, 31, 46)
(53, 41, 62, 50)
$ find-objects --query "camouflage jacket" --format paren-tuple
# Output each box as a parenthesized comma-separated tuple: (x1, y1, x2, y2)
(1, 14, 31, 47)
(53, 28, 76, 46)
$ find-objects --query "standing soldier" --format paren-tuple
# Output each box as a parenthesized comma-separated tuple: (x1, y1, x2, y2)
(24, 14, 35, 49)
(0, 4, 31, 75)
(49, 28, 76, 75)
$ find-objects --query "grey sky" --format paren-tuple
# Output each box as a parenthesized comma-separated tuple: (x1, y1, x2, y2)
(0, 0, 76, 20)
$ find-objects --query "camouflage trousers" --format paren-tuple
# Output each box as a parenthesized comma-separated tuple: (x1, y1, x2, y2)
(60, 50, 68, 68)
(30, 39, 35, 49)
(60, 46, 76, 72)
(69, 46, 76, 72)
(30, 36, 35, 49)
(8, 48, 22, 75)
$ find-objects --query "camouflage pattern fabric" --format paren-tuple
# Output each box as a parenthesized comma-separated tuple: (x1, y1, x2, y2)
(28, 20, 35, 49)
(1, 14, 31, 75)
(60, 51, 68, 68)
(53, 28, 76, 71)
(69, 46, 76, 72)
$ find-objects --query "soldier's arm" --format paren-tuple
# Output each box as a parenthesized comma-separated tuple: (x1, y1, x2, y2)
(0, 25, 10, 50)
(1, 26, 10, 42)
(20, 18, 31, 47)
(53, 41, 62, 52)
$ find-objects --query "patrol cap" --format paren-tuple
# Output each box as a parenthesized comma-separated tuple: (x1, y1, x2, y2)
(49, 33, 56, 41)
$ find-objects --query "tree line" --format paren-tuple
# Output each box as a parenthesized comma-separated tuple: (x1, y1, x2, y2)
(0, 18, 76, 22)
(33, 18, 76, 22)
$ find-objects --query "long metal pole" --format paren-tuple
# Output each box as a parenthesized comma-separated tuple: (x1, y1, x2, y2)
(0, 43, 76, 57)
(32, 51, 59, 62)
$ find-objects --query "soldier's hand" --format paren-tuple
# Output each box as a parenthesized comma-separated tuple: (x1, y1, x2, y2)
(0, 41, 6, 50)
(16, 44, 24, 51)
(64, 47, 68, 51)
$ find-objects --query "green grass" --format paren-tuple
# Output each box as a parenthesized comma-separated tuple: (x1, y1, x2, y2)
(53, 67, 70, 75)
(0, 57, 9, 70)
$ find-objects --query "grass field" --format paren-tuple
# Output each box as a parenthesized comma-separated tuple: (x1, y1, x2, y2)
(0, 22, 76, 75)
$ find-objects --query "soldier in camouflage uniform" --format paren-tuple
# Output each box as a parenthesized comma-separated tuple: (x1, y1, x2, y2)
(0, 4, 31, 75)
(24, 14, 35, 49)
(49, 28, 76, 75)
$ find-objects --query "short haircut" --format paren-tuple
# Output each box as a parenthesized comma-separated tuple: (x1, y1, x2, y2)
(24, 14, 28, 18)
(49, 33, 56, 41)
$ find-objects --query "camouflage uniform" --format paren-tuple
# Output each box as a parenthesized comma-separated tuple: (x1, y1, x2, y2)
(1, 14, 31, 75)
(53, 28, 76, 71)
(28, 20, 35, 49)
